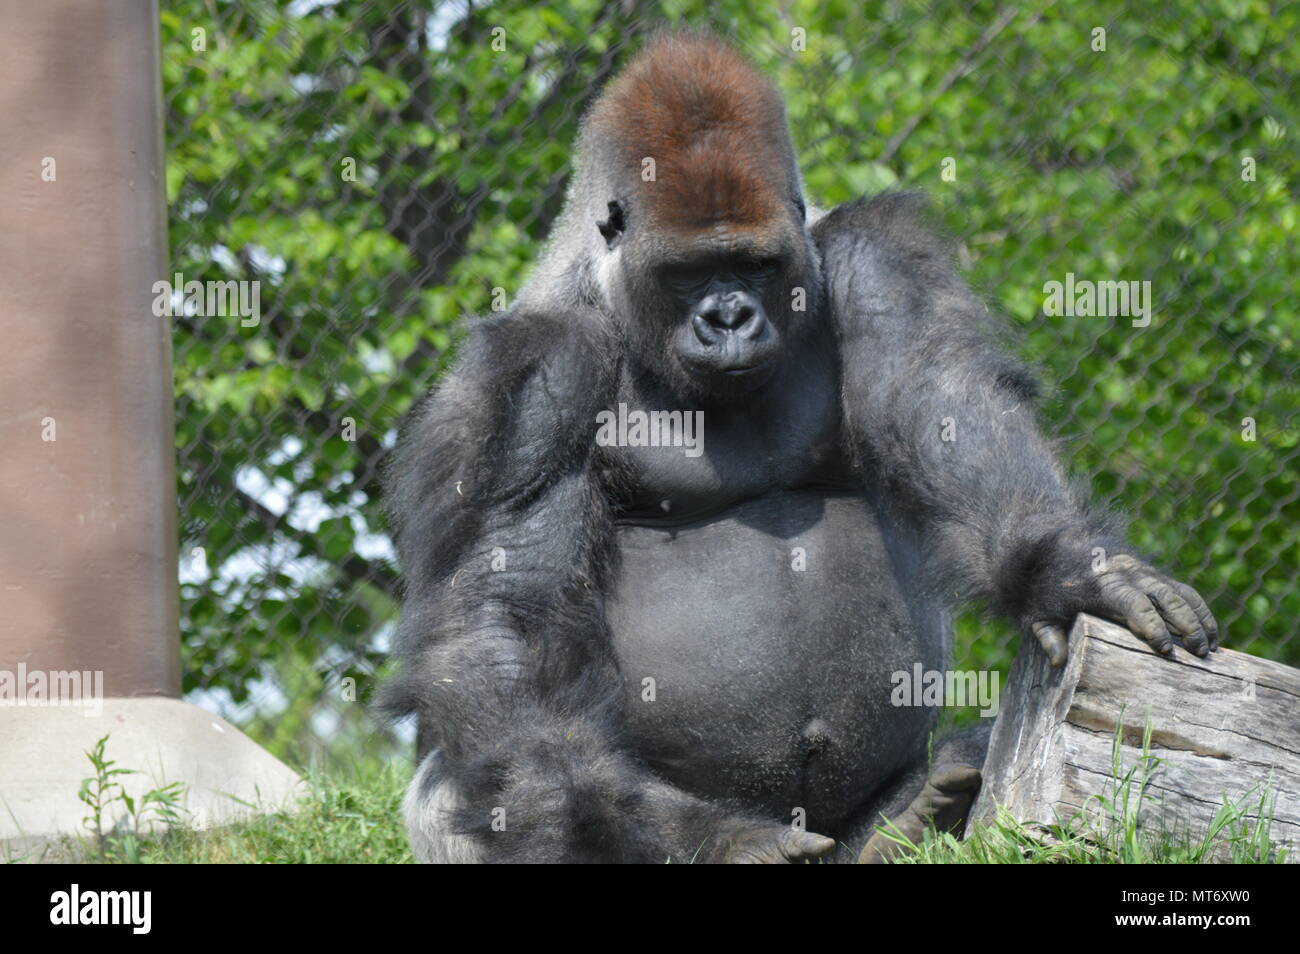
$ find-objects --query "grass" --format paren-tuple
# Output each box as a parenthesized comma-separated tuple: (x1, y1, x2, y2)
(75, 735, 187, 863)
(890, 791, 1284, 864)
(63, 752, 413, 864)
(52, 725, 1286, 864)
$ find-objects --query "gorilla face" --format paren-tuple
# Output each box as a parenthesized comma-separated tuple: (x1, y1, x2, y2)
(601, 199, 816, 402)
(663, 256, 783, 382)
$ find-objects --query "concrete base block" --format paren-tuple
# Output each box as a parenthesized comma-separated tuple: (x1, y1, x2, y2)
(0, 697, 304, 859)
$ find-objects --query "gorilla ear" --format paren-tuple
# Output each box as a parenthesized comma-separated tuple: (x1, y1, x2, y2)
(597, 200, 626, 250)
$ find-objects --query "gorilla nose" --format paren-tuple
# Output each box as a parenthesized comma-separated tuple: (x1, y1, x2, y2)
(702, 293, 754, 329)
(692, 292, 767, 344)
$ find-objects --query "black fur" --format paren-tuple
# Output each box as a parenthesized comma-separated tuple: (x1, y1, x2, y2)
(382, 309, 757, 862)
(384, 35, 1215, 864)
(813, 194, 1126, 625)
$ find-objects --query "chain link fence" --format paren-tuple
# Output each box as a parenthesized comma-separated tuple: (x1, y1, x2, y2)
(161, 0, 1299, 767)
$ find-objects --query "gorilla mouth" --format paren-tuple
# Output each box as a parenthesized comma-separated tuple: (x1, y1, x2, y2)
(681, 346, 775, 379)
(676, 322, 780, 382)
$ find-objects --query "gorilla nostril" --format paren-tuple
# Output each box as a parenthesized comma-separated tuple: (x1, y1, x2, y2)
(728, 304, 755, 329)
(736, 311, 767, 340)
(692, 312, 721, 345)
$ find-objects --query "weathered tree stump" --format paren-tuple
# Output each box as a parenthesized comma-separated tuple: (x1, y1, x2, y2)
(971, 614, 1300, 860)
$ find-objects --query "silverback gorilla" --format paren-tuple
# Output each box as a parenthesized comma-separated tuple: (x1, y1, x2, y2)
(382, 31, 1218, 863)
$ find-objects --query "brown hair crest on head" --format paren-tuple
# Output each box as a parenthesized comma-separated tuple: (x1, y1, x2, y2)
(587, 31, 798, 236)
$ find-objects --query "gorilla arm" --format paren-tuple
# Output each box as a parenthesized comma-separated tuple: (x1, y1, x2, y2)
(813, 194, 1217, 664)
(384, 311, 833, 863)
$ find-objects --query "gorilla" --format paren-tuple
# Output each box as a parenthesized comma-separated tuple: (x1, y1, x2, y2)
(382, 31, 1218, 863)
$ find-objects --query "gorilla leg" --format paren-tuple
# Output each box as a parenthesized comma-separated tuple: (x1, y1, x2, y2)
(403, 749, 484, 864)
(834, 723, 992, 864)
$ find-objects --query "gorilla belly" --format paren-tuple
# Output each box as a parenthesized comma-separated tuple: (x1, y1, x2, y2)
(607, 489, 947, 829)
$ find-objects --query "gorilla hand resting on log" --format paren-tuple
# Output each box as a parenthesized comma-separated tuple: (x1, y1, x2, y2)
(383, 32, 1218, 863)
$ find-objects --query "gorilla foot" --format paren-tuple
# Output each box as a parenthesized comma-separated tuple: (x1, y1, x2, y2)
(720, 825, 836, 864)
(857, 763, 982, 864)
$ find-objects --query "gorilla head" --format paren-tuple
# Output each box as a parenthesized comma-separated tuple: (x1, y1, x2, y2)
(520, 32, 823, 401)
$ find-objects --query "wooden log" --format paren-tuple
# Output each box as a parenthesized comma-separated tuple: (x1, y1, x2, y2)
(971, 614, 1300, 861)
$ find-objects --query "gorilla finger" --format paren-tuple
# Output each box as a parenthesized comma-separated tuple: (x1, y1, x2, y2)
(1115, 588, 1176, 658)
(1141, 578, 1209, 657)
(1030, 620, 1069, 668)
(780, 830, 835, 862)
(1173, 580, 1219, 651)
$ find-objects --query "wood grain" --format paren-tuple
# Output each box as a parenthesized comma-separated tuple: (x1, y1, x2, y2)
(971, 614, 1299, 861)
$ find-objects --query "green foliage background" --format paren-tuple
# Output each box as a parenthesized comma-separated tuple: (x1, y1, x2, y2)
(161, 0, 1298, 765)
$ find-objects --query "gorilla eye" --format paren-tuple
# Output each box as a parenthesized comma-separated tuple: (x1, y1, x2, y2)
(794, 195, 807, 220)
(736, 258, 778, 283)
(662, 264, 714, 293)
(597, 200, 626, 250)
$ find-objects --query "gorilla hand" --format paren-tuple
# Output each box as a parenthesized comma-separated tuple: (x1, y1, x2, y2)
(1027, 551, 1219, 668)
(713, 823, 835, 864)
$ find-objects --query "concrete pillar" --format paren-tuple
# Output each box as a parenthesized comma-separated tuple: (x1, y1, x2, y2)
(0, 0, 178, 695)
(0, 2, 303, 857)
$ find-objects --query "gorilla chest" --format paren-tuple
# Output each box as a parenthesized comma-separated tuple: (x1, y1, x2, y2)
(607, 364, 845, 521)
(605, 490, 943, 823)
